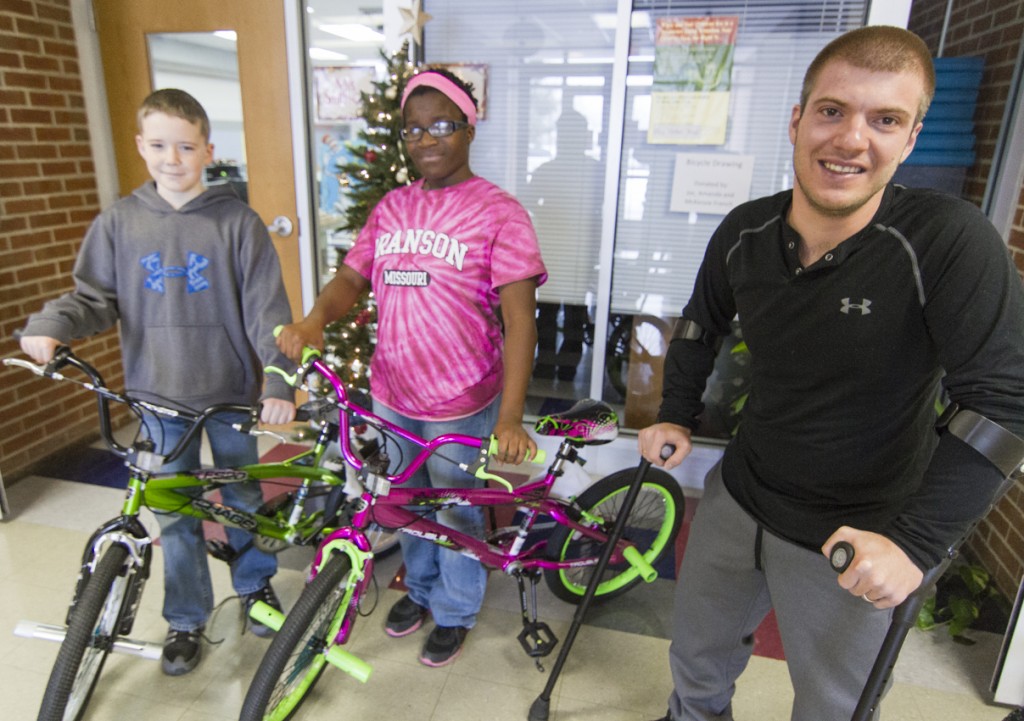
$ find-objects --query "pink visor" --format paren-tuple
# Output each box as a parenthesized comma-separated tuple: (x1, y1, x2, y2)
(401, 72, 478, 126)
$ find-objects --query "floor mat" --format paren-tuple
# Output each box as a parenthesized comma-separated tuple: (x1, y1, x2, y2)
(31, 445, 128, 488)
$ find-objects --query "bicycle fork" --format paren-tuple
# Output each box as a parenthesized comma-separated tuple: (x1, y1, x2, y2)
(15, 516, 159, 659)
(248, 533, 375, 683)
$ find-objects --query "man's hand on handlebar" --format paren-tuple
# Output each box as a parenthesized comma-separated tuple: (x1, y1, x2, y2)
(260, 398, 297, 426)
(275, 320, 325, 363)
(638, 422, 693, 470)
(20, 335, 62, 365)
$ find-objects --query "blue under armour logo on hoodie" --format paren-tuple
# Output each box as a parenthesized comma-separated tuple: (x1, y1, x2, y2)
(140, 251, 210, 294)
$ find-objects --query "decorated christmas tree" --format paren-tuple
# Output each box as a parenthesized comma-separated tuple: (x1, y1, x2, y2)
(322, 42, 420, 392)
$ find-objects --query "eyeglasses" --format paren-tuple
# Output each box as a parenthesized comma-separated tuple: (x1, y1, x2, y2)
(400, 120, 470, 142)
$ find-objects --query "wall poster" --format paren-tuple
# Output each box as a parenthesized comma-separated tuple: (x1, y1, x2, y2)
(648, 16, 739, 145)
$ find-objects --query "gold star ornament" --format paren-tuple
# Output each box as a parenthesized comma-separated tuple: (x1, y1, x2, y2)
(399, 0, 433, 46)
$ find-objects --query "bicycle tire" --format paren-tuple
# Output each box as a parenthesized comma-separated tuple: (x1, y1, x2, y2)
(544, 467, 684, 603)
(240, 552, 354, 721)
(604, 316, 632, 399)
(37, 544, 133, 721)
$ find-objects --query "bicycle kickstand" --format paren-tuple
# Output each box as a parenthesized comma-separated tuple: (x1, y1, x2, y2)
(515, 568, 558, 671)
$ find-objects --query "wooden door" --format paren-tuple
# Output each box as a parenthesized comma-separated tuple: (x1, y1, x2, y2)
(91, 0, 303, 322)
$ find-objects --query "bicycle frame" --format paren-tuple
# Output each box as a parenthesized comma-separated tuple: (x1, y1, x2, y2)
(5, 349, 351, 651)
(275, 356, 659, 655)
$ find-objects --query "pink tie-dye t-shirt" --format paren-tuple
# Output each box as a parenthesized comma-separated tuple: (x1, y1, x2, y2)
(345, 176, 547, 420)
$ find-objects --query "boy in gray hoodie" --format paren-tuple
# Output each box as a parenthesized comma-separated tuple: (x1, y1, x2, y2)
(19, 88, 295, 675)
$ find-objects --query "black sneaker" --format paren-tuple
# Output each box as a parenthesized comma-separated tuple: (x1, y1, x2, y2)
(419, 624, 468, 667)
(161, 627, 203, 676)
(385, 594, 429, 637)
(243, 583, 282, 638)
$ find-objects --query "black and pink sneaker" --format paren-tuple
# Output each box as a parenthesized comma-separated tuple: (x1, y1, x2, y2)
(419, 624, 469, 667)
(385, 594, 428, 637)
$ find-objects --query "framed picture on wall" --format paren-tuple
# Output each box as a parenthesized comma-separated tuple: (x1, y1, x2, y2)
(314, 66, 377, 122)
(433, 63, 488, 120)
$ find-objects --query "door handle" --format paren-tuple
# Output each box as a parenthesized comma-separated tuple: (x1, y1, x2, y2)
(267, 216, 294, 237)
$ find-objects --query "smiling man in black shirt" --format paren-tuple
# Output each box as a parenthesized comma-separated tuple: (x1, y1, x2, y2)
(640, 25, 1024, 721)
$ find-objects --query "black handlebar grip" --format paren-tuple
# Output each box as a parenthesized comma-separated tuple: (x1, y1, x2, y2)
(830, 541, 855, 573)
(660, 444, 676, 460)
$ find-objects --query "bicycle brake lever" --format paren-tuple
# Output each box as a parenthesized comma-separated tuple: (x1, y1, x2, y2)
(3, 357, 50, 376)
(265, 365, 300, 386)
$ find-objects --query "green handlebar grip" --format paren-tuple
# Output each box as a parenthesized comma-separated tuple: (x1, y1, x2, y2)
(623, 546, 658, 583)
(248, 600, 284, 632)
(325, 645, 373, 683)
(486, 436, 547, 465)
(273, 324, 284, 337)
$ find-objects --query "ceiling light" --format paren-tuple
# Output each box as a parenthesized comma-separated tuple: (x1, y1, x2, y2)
(319, 23, 384, 43)
(309, 47, 350, 61)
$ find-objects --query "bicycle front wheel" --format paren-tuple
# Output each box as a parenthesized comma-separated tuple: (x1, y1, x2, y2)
(240, 552, 354, 721)
(544, 467, 684, 603)
(38, 544, 133, 721)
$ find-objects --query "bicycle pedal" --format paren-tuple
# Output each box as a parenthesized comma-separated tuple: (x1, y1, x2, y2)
(518, 621, 558, 658)
(206, 539, 238, 563)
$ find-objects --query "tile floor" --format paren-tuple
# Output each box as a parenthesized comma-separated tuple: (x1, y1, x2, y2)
(0, 456, 1017, 721)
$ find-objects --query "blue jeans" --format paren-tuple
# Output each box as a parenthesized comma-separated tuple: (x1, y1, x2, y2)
(373, 398, 499, 629)
(145, 411, 278, 632)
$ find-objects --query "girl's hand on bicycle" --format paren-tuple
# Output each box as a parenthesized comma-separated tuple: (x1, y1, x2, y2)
(260, 398, 297, 426)
(276, 320, 324, 362)
(638, 423, 692, 470)
(491, 419, 538, 466)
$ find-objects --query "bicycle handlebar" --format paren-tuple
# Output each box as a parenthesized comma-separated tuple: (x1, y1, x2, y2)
(5, 348, 260, 467)
(265, 334, 550, 482)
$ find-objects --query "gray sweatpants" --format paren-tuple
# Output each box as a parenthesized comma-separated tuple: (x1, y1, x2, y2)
(666, 462, 893, 721)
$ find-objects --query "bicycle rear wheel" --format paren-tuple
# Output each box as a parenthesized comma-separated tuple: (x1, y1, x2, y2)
(544, 467, 684, 603)
(240, 552, 354, 721)
(38, 544, 132, 721)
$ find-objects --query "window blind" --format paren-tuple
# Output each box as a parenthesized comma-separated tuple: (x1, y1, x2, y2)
(422, 0, 868, 316)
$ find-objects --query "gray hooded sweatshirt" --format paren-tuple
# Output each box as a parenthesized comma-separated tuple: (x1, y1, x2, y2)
(23, 181, 294, 411)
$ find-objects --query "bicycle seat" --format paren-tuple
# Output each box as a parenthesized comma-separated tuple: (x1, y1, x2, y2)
(534, 399, 619, 445)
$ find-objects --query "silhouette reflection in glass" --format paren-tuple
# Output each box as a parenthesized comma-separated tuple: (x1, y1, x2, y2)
(524, 109, 604, 382)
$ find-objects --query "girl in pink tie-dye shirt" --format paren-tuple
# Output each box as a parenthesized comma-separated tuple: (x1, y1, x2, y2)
(277, 69, 546, 667)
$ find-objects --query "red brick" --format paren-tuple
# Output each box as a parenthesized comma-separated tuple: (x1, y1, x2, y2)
(34, 2, 71, 23)
(34, 126, 71, 142)
(4, 197, 47, 213)
(0, 0, 36, 17)
(17, 144, 58, 160)
(0, 51, 22, 68)
(41, 39, 76, 57)
(0, 33, 41, 53)
(10, 107, 52, 123)
(28, 90, 67, 107)
(27, 211, 68, 228)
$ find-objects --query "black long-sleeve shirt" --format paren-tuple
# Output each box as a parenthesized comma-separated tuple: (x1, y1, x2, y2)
(659, 184, 1024, 569)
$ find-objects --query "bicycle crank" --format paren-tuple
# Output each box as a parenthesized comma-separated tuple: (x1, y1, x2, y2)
(515, 569, 559, 670)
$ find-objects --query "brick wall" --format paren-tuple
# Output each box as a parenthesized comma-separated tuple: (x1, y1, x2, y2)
(1, 0, 123, 479)
(909, 0, 1024, 602)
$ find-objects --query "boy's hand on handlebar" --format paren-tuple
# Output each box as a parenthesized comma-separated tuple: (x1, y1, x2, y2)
(638, 422, 692, 469)
(275, 320, 324, 363)
(822, 528, 924, 609)
(260, 398, 297, 426)
(491, 419, 538, 466)
(20, 335, 62, 365)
